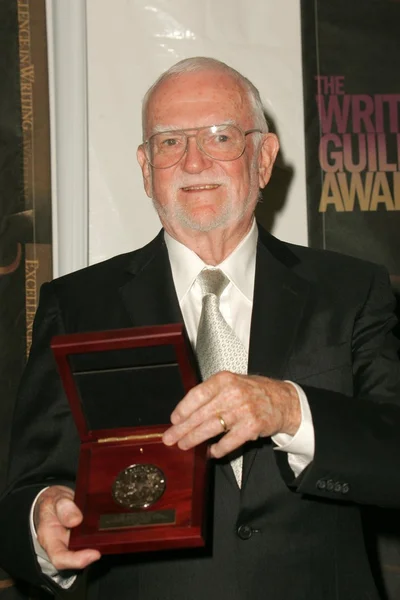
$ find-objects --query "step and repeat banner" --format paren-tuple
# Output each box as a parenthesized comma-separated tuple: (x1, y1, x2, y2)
(301, 0, 400, 314)
(0, 0, 52, 597)
(301, 1, 400, 598)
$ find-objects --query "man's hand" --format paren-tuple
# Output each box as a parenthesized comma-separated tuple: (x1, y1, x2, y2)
(163, 372, 301, 458)
(34, 485, 101, 571)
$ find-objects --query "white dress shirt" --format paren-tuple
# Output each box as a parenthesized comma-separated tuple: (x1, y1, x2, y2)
(32, 218, 315, 583)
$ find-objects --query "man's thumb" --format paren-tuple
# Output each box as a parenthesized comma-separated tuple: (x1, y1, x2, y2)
(55, 497, 82, 527)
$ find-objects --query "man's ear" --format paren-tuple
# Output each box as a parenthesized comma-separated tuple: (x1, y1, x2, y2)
(137, 145, 153, 198)
(258, 133, 280, 189)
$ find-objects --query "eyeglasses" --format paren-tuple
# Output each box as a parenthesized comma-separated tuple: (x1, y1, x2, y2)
(143, 124, 262, 169)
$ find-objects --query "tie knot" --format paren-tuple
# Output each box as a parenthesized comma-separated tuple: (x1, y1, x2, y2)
(197, 268, 229, 298)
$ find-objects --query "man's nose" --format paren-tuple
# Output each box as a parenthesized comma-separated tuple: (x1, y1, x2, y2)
(181, 136, 212, 173)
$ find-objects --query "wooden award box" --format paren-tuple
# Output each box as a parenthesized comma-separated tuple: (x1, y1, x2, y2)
(51, 323, 209, 555)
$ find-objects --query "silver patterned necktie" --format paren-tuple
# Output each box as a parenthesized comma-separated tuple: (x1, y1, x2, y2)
(195, 268, 248, 487)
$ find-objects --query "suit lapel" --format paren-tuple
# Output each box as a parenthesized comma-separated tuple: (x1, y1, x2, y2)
(242, 229, 311, 487)
(119, 232, 183, 328)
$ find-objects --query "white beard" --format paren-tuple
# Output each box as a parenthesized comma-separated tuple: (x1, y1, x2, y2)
(150, 154, 261, 233)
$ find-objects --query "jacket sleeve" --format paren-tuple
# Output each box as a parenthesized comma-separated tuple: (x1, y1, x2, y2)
(280, 265, 400, 507)
(0, 281, 81, 590)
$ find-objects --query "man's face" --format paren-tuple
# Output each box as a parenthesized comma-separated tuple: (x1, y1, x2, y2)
(137, 70, 278, 239)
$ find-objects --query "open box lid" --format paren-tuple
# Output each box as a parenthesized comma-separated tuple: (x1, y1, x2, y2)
(51, 324, 200, 443)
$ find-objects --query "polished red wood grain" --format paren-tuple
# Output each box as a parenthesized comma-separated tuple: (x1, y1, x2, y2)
(70, 425, 209, 554)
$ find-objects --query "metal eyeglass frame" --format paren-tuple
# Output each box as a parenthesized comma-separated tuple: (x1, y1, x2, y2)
(142, 124, 263, 169)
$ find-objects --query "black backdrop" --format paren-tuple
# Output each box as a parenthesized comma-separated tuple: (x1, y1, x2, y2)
(301, 1, 400, 598)
(0, 0, 52, 598)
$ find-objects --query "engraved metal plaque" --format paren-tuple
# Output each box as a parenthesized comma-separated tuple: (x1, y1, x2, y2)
(112, 464, 166, 509)
(99, 509, 176, 530)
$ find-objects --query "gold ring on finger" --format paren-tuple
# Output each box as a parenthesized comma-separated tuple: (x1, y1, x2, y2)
(217, 414, 228, 433)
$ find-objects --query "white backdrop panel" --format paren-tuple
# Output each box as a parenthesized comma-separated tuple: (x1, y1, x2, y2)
(87, 0, 307, 264)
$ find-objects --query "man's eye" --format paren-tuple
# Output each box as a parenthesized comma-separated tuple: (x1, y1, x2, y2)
(161, 137, 179, 147)
(215, 134, 230, 143)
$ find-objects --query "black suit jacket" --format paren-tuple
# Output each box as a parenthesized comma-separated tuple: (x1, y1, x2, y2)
(0, 225, 400, 600)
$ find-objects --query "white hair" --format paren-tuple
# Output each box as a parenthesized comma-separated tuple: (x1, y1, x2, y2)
(141, 57, 269, 141)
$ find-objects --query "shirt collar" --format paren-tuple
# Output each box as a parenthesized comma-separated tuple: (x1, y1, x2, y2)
(164, 219, 258, 302)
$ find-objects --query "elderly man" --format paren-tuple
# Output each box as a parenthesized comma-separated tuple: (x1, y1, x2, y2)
(0, 57, 399, 600)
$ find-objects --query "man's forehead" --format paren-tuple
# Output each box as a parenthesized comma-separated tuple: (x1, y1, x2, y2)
(151, 71, 245, 107)
(145, 71, 250, 133)
(151, 120, 237, 134)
